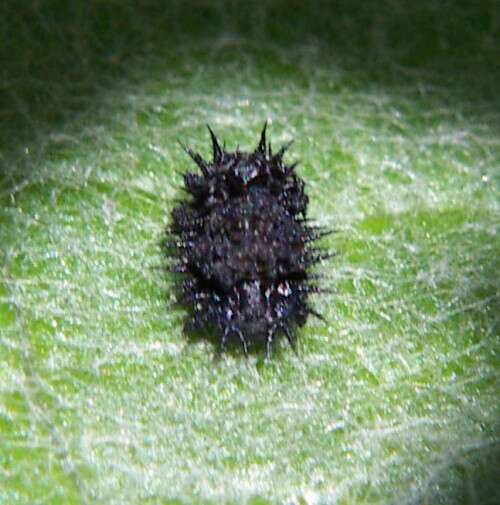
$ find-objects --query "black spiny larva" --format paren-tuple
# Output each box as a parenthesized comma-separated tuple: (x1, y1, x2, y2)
(164, 123, 332, 357)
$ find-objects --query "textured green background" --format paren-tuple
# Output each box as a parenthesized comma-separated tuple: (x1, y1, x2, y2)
(1, 1, 499, 504)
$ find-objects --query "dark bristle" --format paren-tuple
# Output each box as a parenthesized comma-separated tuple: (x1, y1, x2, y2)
(207, 124, 223, 162)
(178, 139, 210, 175)
(257, 121, 268, 154)
(308, 308, 327, 322)
(275, 140, 294, 160)
(164, 124, 334, 356)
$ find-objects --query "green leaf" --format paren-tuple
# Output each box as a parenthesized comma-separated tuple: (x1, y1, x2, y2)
(1, 2, 499, 504)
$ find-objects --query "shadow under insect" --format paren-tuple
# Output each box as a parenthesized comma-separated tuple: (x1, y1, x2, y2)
(163, 123, 333, 357)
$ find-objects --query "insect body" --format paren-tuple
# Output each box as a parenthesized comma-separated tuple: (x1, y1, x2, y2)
(164, 123, 331, 356)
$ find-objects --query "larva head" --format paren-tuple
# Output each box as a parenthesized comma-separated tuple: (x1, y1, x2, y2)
(180, 123, 307, 216)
